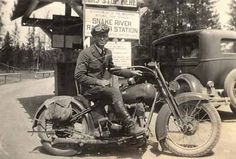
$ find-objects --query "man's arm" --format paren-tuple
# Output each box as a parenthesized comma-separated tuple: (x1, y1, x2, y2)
(74, 51, 110, 86)
(74, 51, 98, 85)
(107, 53, 142, 78)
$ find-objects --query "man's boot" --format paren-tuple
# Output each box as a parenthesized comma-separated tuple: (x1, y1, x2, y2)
(123, 117, 145, 136)
(113, 101, 145, 136)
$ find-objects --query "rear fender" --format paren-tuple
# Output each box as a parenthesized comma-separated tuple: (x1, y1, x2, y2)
(32, 96, 90, 129)
(175, 74, 204, 93)
(155, 92, 209, 141)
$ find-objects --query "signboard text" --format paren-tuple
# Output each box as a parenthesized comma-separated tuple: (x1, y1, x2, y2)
(85, 0, 137, 7)
(85, 8, 140, 39)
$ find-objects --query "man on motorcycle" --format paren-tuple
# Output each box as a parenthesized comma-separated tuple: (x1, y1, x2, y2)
(74, 23, 145, 136)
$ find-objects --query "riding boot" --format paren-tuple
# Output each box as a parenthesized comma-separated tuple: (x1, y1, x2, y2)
(113, 101, 145, 136)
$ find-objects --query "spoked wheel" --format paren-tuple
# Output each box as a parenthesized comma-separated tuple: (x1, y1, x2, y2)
(37, 104, 89, 156)
(160, 100, 221, 157)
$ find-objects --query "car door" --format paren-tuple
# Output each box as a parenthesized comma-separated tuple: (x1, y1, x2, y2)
(176, 35, 201, 77)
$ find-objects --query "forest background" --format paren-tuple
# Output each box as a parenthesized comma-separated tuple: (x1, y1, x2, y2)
(1, 0, 236, 72)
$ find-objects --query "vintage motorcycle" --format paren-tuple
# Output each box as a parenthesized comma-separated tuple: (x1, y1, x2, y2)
(30, 62, 221, 157)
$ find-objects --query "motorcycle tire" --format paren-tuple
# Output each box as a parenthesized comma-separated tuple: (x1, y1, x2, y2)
(37, 103, 89, 156)
(156, 100, 221, 157)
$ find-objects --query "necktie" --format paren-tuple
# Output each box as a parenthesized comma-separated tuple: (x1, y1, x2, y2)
(101, 49, 105, 62)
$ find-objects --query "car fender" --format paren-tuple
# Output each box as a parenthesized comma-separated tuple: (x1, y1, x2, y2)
(174, 73, 204, 93)
(32, 96, 90, 129)
(155, 92, 209, 141)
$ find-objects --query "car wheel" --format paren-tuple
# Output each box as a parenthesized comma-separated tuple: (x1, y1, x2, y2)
(224, 69, 236, 115)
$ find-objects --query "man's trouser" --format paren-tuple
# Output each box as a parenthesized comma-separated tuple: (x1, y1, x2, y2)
(83, 86, 130, 120)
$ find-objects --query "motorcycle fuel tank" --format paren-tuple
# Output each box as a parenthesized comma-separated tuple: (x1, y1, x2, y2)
(121, 83, 157, 105)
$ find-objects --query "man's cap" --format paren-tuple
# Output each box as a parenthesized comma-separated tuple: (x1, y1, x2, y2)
(91, 23, 110, 36)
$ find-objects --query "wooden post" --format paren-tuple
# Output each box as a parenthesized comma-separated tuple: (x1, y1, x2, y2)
(4, 75, 7, 84)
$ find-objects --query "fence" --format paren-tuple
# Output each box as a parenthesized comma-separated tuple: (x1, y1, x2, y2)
(0, 73, 22, 84)
(34, 71, 55, 79)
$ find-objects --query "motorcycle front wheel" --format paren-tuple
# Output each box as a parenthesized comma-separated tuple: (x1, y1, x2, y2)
(156, 100, 221, 157)
(37, 103, 89, 156)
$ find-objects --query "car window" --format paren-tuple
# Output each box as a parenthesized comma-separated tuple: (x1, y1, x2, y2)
(153, 39, 180, 61)
(221, 39, 236, 54)
(153, 35, 199, 61)
(180, 36, 199, 59)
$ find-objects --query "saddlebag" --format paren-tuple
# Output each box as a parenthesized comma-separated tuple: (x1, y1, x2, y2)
(44, 98, 72, 121)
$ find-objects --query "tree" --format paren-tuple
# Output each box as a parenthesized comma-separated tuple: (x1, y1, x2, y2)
(26, 27, 36, 50)
(152, 0, 220, 35)
(25, 24, 37, 70)
(139, 0, 220, 61)
(0, 31, 13, 67)
(12, 21, 20, 46)
(0, 0, 6, 33)
(140, 0, 220, 47)
(186, 0, 220, 30)
(229, 0, 236, 30)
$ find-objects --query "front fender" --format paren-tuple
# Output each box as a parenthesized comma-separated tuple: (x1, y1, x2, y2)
(155, 92, 209, 141)
(32, 96, 88, 128)
(175, 74, 204, 93)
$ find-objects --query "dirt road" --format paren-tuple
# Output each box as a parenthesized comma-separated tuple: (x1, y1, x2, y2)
(0, 78, 236, 159)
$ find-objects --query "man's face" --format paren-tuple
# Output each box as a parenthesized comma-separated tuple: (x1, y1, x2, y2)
(94, 33, 109, 48)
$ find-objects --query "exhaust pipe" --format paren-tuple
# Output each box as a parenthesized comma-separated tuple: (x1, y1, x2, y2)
(52, 137, 116, 145)
(51, 135, 139, 146)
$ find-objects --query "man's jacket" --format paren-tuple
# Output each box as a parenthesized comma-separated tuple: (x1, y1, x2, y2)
(74, 44, 134, 91)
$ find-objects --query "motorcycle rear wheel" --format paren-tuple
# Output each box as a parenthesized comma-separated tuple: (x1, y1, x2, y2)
(37, 104, 89, 156)
(158, 100, 221, 157)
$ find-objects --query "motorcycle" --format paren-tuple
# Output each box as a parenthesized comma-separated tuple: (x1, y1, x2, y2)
(30, 62, 221, 157)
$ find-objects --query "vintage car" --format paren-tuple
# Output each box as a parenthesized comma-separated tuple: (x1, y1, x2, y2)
(152, 29, 236, 114)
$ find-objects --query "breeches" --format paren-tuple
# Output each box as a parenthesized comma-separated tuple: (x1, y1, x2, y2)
(83, 86, 123, 105)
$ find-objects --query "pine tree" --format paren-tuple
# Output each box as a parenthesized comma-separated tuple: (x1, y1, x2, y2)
(12, 21, 20, 46)
(26, 27, 36, 50)
(229, 0, 236, 30)
(141, 0, 220, 42)
(139, 0, 220, 61)
(186, 0, 220, 30)
(0, 32, 13, 67)
(0, 0, 6, 33)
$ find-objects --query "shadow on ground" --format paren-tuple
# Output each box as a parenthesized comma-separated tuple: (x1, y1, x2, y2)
(218, 110, 236, 122)
(31, 140, 215, 158)
(31, 141, 160, 159)
(18, 95, 54, 119)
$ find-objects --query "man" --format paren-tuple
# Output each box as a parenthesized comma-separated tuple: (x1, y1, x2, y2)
(74, 23, 145, 136)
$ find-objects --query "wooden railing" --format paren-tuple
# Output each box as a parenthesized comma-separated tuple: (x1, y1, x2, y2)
(0, 73, 22, 84)
(35, 71, 54, 79)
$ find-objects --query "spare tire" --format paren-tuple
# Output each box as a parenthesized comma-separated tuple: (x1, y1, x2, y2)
(224, 69, 236, 114)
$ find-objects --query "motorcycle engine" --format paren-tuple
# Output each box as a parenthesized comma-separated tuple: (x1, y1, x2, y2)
(91, 102, 146, 138)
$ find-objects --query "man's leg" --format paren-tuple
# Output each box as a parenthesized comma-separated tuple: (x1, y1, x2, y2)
(84, 86, 145, 136)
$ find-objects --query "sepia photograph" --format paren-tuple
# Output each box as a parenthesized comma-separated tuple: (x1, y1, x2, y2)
(0, 0, 236, 159)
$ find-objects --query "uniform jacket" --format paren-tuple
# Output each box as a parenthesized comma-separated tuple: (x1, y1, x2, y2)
(74, 44, 134, 90)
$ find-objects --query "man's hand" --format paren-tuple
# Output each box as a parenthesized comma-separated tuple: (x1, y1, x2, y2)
(96, 79, 110, 86)
(131, 70, 143, 76)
